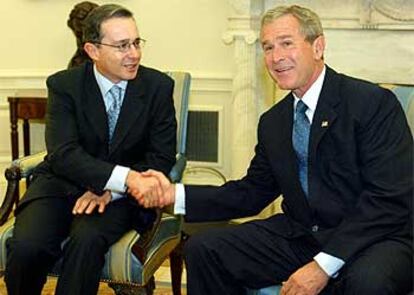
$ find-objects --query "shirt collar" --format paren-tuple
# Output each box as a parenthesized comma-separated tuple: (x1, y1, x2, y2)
(93, 64, 128, 96)
(293, 65, 326, 122)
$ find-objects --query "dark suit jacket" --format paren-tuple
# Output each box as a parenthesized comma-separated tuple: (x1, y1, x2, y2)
(19, 62, 177, 218)
(185, 66, 413, 261)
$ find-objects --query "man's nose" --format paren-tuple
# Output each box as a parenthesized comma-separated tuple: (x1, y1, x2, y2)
(271, 48, 283, 62)
(126, 45, 140, 58)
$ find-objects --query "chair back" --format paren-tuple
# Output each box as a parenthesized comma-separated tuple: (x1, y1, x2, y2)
(165, 72, 191, 155)
(391, 85, 414, 135)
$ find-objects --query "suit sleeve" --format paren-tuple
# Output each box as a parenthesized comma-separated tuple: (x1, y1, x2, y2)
(45, 74, 114, 193)
(185, 116, 281, 222)
(323, 88, 413, 261)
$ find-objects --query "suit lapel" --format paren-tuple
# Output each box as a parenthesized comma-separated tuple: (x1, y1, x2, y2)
(83, 65, 108, 143)
(270, 94, 298, 180)
(109, 72, 146, 154)
(309, 67, 341, 159)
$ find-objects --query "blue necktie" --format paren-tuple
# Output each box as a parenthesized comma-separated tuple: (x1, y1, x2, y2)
(292, 100, 310, 196)
(107, 85, 122, 143)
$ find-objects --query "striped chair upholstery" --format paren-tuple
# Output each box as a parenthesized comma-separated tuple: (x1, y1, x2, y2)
(0, 71, 191, 294)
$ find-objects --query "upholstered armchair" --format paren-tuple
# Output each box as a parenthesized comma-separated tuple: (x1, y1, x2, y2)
(0, 71, 191, 295)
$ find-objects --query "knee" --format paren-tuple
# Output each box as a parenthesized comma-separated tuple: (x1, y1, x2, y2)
(183, 234, 203, 259)
(183, 231, 221, 264)
(6, 238, 54, 267)
(341, 264, 399, 294)
(68, 225, 107, 254)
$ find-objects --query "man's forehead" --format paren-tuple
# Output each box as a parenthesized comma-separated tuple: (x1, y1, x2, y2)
(264, 15, 300, 28)
(260, 16, 302, 41)
(100, 17, 138, 38)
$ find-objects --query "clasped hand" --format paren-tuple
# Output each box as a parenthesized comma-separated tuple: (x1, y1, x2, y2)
(72, 170, 174, 215)
(126, 169, 175, 208)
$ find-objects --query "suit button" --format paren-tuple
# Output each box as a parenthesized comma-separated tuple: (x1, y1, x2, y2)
(312, 225, 319, 232)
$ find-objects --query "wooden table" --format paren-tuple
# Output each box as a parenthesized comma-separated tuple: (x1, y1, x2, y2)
(8, 96, 47, 160)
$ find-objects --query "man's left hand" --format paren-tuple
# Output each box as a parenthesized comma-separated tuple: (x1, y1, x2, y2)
(72, 190, 112, 215)
(281, 261, 329, 295)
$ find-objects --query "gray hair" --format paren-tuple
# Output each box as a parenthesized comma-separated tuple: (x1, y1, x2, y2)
(261, 5, 323, 43)
(82, 4, 134, 44)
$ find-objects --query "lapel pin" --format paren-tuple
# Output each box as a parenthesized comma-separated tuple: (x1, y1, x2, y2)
(321, 121, 329, 127)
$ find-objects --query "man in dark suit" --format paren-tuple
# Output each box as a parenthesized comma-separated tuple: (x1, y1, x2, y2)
(141, 5, 413, 295)
(5, 4, 176, 295)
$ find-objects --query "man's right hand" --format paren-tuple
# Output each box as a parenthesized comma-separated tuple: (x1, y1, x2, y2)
(126, 169, 176, 208)
(141, 170, 176, 208)
(126, 170, 163, 206)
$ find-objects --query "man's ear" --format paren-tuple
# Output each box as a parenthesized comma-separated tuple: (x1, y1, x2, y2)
(313, 35, 325, 60)
(84, 42, 99, 61)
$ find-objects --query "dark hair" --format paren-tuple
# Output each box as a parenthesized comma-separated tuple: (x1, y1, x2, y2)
(67, 1, 99, 39)
(82, 4, 134, 44)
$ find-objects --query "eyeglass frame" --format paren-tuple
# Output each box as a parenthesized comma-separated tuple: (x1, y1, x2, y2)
(93, 37, 146, 53)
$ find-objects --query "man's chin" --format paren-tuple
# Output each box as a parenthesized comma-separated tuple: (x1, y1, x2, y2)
(274, 82, 292, 91)
(123, 71, 138, 81)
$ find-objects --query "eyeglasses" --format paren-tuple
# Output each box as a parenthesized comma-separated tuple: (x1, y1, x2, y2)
(95, 38, 146, 53)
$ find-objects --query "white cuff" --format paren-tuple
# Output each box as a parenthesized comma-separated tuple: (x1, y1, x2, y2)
(314, 252, 345, 278)
(104, 165, 130, 193)
(174, 183, 186, 215)
(111, 192, 125, 202)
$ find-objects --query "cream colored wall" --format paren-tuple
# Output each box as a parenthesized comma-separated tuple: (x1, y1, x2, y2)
(0, 0, 234, 73)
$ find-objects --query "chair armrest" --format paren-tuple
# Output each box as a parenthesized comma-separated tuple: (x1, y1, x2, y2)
(0, 166, 21, 225)
(132, 153, 186, 262)
(169, 153, 187, 183)
(131, 208, 163, 263)
(162, 204, 175, 215)
(0, 151, 46, 226)
(11, 151, 46, 178)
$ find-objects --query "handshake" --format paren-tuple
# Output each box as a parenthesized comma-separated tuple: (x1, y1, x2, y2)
(126, 169, 176, 208)
(72, 169, 175, 215)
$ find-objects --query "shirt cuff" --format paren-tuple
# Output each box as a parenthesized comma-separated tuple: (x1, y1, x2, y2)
(314, 252, 345, 278)
(174, 183, 186, 215)
(104, 165, 130, 193)
(111, 192, 125, 202)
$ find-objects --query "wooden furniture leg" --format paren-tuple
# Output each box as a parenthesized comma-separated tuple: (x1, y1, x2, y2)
(23, 119, 31, 156)
(169, 234, 189, 295)
(8, 98, 19, 160)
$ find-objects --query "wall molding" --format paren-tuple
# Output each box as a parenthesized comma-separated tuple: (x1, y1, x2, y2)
(191, 73, 232, 93)
(0, 70, 234, 108)
(0, 69, 54, 90)
(0, 69, 233, 92)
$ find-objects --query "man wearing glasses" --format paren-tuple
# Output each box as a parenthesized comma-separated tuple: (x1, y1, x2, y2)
(5, 4, 176, 295)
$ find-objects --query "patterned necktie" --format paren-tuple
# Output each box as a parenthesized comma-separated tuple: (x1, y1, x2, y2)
(292, 100, 310, 196)
(107, 85, 122, 143)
